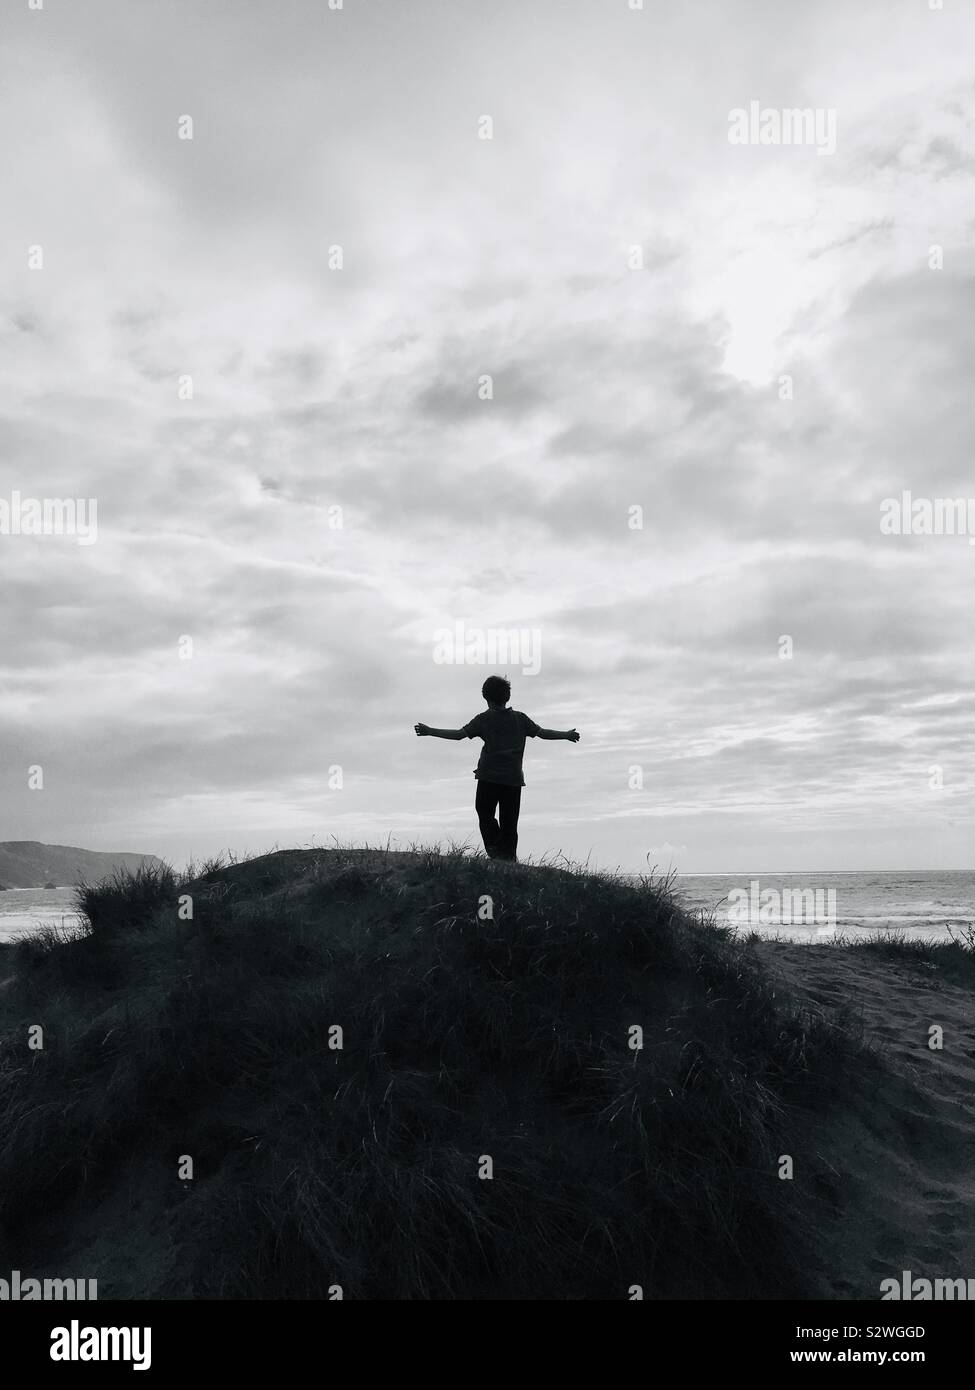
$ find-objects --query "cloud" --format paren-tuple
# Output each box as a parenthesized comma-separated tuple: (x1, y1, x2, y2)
(2, 0, 974, 870)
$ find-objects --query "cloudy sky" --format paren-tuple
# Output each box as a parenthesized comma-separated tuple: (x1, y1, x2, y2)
(2, 0, 974, 874)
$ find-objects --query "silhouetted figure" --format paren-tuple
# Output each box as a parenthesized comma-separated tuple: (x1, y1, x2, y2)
(415, 675, 580, 862)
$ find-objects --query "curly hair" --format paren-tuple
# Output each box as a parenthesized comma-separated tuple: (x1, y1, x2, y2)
(481, 674, 511, 705)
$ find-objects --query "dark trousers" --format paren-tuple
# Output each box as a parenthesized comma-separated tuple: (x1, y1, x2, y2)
(475, 780, 522, 861)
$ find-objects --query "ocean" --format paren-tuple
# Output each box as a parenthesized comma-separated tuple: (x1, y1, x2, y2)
(0, 872, 972, 945)
(0, 887, 84, 942)
(672, 870, 974, 942)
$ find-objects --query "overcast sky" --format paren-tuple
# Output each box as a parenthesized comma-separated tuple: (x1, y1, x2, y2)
(2, 0, 973, 874)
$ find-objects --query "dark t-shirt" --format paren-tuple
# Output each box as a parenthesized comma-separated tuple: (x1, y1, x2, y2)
(463, 708, 541, 787)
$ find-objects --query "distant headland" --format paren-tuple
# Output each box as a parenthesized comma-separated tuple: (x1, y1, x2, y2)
(0, 841, 163, 890)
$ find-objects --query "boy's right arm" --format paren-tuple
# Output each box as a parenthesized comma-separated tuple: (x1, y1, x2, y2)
(415, 724, 467, 739)
(537, 728, 580, 742)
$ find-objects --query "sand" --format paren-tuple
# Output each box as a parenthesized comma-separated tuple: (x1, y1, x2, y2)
(755, 941, 975, 1298)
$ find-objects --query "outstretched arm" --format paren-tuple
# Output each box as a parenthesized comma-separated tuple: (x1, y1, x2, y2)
(415, 723, 466, 740)
(536, 727, 580, 742)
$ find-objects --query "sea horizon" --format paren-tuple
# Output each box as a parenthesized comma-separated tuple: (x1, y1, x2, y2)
(3, 865, 971, 945)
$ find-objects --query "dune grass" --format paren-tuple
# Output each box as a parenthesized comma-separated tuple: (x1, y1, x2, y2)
(825, 927, 975, 988)
(0, 843, 878, 1299)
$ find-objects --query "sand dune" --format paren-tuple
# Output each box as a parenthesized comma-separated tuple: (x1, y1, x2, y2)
(755, 942, 975, 1298)
(3, 847, 971, 1299)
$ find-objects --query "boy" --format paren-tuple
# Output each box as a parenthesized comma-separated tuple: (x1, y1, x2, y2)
(414, 675, 580, 862)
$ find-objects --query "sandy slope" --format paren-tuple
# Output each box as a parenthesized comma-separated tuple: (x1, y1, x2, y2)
(754, 941, 975, 1298)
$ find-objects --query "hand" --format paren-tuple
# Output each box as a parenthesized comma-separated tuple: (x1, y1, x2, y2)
(414, 723, 431, 737)
(567, 728, 580, 742)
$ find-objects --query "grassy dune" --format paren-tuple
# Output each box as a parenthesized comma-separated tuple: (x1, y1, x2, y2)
(0, 846, 904, 1299)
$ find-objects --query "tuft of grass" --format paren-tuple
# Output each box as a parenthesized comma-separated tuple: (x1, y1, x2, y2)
(0, 842, 879, 1299)
(831, 928, 975, 988)
(75, 861, 184, 941)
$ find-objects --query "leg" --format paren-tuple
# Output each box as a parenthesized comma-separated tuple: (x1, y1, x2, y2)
(496, 785, 522, 861)
(475, 780, 502, 857)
